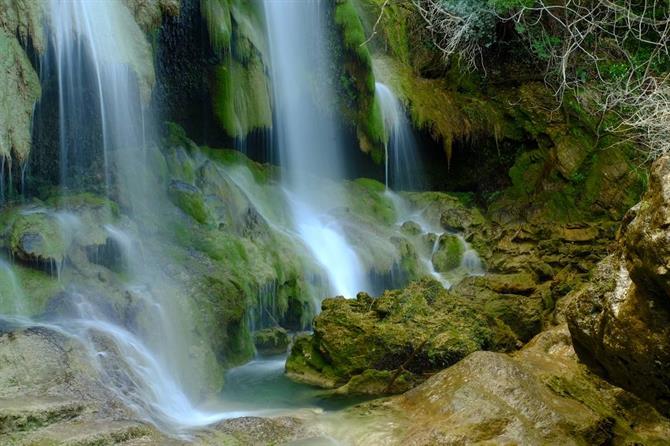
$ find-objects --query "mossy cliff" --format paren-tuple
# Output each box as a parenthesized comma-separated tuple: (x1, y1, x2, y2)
(201, 0, 272, 140)
(0, 0, 43, 164)
(330, 0, 385, 162)
(350, 0, 646, 223)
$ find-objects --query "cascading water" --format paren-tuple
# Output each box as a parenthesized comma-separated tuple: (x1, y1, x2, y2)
(376, 82, 424, 191)
(264, 1, 370, 298)
(4, 0, 243, 435)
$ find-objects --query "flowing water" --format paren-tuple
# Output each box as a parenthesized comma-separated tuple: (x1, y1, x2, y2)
(0, 0, 487, 439)
(264, 0, 371, 298)
(22, 0, 239, 435)
(376, 83, 424, 191)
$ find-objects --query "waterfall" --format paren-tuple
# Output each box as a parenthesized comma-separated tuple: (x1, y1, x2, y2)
(376, 83, 424, 191)
(264, 1, 370, 298)
(0, 259, 25, 314)
(29, 0, 239, 434)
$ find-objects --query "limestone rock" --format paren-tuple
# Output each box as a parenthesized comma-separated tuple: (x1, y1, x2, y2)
(622, 156, 670, 299)
(566, 156, 670, 416)
(333, 326, 670, 445)
(285, 278, 517, 394)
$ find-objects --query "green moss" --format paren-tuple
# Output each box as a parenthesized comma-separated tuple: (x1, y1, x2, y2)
(9, 213, 67, 264)
(201, 0, 232, 57)
(332, 0, 384, 160)
(211, 56, 272, 139)
(348, 178, 395, 224)
(431, 234, 465, 272)
(167, 181, 213, 225)
(0, 29, 42, 162)
(286, 278, 517, 394)
(335, 1, 371, 62)
(202, 0, 272, 140)
(253, 327, 290, 355)
(46, 193, 119, 217)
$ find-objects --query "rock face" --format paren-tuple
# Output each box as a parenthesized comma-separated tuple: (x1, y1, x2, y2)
(0, 326, 320, 445)
(329, 326, 670, 445)
(286, 278, 518, 394)
(567, 156, 670, 416)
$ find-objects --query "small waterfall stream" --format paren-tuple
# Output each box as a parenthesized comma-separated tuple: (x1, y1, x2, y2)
(376, 83, 424, 191)
(263, 0, 371, 298)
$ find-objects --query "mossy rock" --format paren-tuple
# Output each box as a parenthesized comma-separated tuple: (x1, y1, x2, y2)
(253, 327, 290, 356)
(285, 278, 516, 394)
(167, 180, 213, 225)
(431, 234, 464, 272)
(9, 212, 67, 266)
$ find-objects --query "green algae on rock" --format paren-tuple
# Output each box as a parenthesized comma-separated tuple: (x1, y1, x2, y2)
(286, 278, 517, 395)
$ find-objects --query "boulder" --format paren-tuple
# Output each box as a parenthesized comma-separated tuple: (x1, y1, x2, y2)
(332, 326, 670, 445)
(253, 327, 290, 355)
(431, 234, 464, 272)
(285, 278, 517, 394)
(9, 212, 66, 267)
(566, 156, 670, 416)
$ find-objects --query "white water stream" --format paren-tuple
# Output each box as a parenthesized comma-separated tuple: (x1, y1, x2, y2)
(264, 0, 371, 298)
(376, 83, 424, 191)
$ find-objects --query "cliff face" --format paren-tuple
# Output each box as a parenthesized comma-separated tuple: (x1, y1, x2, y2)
(567, 156, 670, 416)
(0, 0, 43, 164)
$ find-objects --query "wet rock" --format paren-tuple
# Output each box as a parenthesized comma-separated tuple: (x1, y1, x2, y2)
(453, 276, 544, 342)
(557, 225, 600, 243)
(285, 278, 517, 394)
(9, 212, 66, 267)
(622, 157, 670, 298)
(430, 234, 464, 272)
(566, 156, 670, 416)
(336, 326, 670, 445)
(253, 327, 290, 355)
(168, 180, 212, 224)
(482, 272, 538, 295)
(399, 220, 421, 236)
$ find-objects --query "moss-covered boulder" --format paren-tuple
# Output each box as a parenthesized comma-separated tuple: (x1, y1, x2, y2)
(8, 212, 66, 267)
(253, 327, 290, 356)
(431, 234, 464, 272)
(285, 278, 516, 394)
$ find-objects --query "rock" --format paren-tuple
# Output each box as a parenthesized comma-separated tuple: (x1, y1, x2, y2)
(400, 220, 421, 236)
(0, 20, 42, 162)
(168, 180, 212, 224)
(482, 272, 538, 295)
(285, 278, 517, 394)
(0, 326, 318, 445)
(552, 128, 591, 179)
(253, 327, 290, 355)
(453, 276, 544, 342)
(431, 234, 464, 272)
(9, 212, 66, 267)
(566, 156, 670, 416)
(622, 157, 670, 298)
(333, 326, 670, 445)
(556, 225, 599, 243)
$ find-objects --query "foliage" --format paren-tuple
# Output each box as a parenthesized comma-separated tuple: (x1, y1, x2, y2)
(402, 0, 670, 159)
